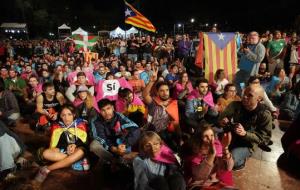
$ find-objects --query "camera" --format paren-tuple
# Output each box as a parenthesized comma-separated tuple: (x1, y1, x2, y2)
(223, 121, 238, 133)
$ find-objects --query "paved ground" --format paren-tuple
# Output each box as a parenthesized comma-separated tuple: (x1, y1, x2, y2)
(1, 120, 300, 190)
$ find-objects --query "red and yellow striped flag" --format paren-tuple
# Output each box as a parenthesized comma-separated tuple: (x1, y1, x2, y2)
(203, 32, 237, 83)
(124, 1, 156, 32)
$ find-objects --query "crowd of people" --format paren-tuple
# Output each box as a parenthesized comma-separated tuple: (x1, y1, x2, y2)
(0, 29, 299, 190)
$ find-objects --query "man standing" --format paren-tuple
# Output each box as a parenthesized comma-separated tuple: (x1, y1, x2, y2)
(127, 34, 140, 62)
(177, 34, 192, 60)
(266, 30, 287, 75)
(218, 85, 272, 170)
(235, 31, 266, 94)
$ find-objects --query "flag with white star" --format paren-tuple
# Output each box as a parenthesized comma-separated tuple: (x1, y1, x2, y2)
(203, 32, 237, 83)
(124, 1, 156, 32)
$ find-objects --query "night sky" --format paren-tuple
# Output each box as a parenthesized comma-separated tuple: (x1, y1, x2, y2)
(0, 0, 299, 36)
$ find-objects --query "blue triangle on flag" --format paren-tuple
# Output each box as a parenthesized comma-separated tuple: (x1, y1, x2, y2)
(207, 32, 235, 49)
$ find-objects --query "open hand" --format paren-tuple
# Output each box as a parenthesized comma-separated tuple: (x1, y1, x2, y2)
(221, 132, 232, 148)
(234, 123, 247, 136)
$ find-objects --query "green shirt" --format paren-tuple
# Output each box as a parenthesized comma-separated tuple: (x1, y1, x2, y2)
(4, 77, 27, 97)
(267, 39, 286, 58)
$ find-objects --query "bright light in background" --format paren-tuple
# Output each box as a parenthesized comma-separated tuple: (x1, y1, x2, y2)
(190, 18, 195, 23)
(205, 23, 209, 27)
(178, 23, 182, 27)
(5, 30, 8, 33)
(214, 23, 217, 27)
(17, 30, 20, 33)
(93, 25, 96, 29)
(11, 30, 15, 33)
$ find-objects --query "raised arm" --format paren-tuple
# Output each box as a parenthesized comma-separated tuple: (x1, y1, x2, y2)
(142, 66, 158, 105)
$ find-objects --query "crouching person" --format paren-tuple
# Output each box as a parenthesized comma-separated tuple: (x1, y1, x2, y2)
(34, 105, 89, 183)
(89, 99, 141, 164)
(0, 120, 28, 180)
(133, 131, 186, 190)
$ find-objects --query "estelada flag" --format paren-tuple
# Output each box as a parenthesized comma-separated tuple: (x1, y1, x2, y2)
(203, 32, 237, 83)
(124, 1, 156, 32)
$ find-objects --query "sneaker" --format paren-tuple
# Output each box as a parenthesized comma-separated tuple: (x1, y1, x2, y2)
(4, 172, 18, 182)
(16, 157, 32, 170)
(258, 143, 272, 152)
(268, 140, 273, 145)
(34, 166, 50, 183)
(233, 163, 245, 171)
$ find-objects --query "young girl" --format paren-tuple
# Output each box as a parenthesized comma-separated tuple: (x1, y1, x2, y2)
(214, 69, 229, 97)
(34, 105, 89, 183)
(182, 125, 235, 189)
(133, 131, 186, 190)
(115, 88, 145, 127)
(73, 85, 99, 122)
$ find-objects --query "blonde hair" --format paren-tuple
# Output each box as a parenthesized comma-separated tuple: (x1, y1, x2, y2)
(139, 131, 162, 153)
(78, 91, 94, 110)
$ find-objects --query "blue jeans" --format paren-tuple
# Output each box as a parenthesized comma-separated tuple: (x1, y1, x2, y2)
(143, 53, 152, 61)
(128, 54, 138, 62)
(231, 147, 252, 169)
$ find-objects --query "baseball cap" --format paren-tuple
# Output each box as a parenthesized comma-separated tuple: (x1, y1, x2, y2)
(77, 85, 89, 93)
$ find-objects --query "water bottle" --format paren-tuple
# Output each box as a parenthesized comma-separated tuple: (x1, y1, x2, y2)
(81, 158, 90, 171)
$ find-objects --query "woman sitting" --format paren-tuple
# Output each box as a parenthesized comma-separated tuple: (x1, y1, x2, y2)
(182, 125, 234, 189)
(34, 105, 89, 183)
(213, 69, 229, 99)
(173, 72, 193, 100)
(73, 85, 99, 122)
(115, 88, 145, 127)
(266, 68, 292, 104)
(279, 81, 300, 121)
(133, 131, 186, 190)
(216, 84, 241, 113)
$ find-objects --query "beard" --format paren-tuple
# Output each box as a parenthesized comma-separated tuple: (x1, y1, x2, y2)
(159, 95, 169, 101)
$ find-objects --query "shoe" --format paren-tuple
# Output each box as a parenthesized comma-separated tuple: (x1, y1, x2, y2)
(268, 140, 273, 146)
(4, 172, 18, 182)
(233, 163, 245, 171)
(16, 157, 32, 170)
(34, 166, 50, 183)
(258, 143, 272, 152)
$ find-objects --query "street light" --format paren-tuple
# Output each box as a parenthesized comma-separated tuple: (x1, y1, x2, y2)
(178, 23, 182, 28)
(93, 25, 96, 29)
(190, 18, 195, 23)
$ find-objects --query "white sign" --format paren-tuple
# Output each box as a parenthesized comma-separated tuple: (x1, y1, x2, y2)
(102, 80, 121, 98)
